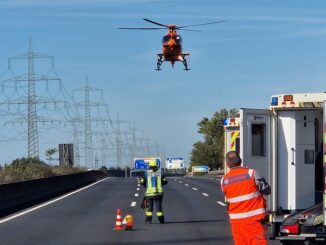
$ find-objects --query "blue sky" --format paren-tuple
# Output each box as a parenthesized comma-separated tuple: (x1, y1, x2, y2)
(0, 0, 326, 166)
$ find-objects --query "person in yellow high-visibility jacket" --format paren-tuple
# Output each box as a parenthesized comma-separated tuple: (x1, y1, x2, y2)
(140, 159, 167, 224)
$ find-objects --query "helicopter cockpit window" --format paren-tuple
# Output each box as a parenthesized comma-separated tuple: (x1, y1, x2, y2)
(174, 35, 182, 44)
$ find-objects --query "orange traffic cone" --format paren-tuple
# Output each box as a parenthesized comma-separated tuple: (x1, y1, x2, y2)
(114, 209, 123, 230)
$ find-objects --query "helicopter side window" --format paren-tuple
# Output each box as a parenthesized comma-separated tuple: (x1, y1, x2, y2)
(162, 35, 171, 44)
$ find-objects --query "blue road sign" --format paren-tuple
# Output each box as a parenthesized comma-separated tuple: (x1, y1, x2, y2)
(192, 166, 210, 172)
(134, 159, 148, 170)
(166, 157, 184, 169)
(134, 158, 161, 170)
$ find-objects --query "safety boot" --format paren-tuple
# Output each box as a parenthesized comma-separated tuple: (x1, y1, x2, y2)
(158, 215, 165, 224)
(145, 216, 152, 224)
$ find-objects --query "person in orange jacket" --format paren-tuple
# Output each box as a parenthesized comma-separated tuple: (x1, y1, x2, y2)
(221, 151, 271, 245)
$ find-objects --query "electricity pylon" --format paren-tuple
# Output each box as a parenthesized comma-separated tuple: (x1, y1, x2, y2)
(72, 78, 113, 168)
(0, 38, 71, 159)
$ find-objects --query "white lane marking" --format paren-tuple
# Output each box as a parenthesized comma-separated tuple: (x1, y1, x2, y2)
(192, 188, 198, 191)
(137, 184, 140, 187)
(174, 179, 177, 181)
(135, 193, 139, 197)
(136, 188, 140, 191)
(202, 193, 209, 197)
(217, 201, 227, 207)
(131, 202, 137, 207)
(210, 178, 214, 180)
(179, 181, 183, 184)
(185, 184, 189, 186)
(0, 177, 109, 224)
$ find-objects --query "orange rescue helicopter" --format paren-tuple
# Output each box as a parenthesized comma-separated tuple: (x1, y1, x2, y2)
(118, 18, 224, 71)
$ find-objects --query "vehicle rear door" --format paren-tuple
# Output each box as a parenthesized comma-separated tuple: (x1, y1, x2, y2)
(240, 108, 275, 209)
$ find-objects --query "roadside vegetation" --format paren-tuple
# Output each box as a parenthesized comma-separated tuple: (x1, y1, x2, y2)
(190, 108, 238, 171)
(0, 157, 86, 184)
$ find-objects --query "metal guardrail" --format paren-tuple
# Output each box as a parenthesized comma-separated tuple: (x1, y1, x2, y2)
(0, 170, 107, 218)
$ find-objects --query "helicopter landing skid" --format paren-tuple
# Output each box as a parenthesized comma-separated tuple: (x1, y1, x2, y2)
(156, 54, 164, 71)
(181, 54, 190, 71)
(155, 54, 190, 71)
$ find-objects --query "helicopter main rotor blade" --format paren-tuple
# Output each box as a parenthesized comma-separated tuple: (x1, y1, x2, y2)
(118, 27, 166, 30)
(177, 20, 225, 29)
(177, 28, 201, 32)
(143, 18, 170, 28)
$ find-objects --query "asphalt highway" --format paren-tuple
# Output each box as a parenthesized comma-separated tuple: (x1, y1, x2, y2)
(0, 176, 280, 245)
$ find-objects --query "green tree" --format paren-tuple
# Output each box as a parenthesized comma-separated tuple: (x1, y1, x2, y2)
(46, 148, 58, 164)
(190, 108, 238, 170)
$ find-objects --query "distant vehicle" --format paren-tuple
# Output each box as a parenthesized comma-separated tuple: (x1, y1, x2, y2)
(223, 117, 240, 174)
(118, 18, 224, 71)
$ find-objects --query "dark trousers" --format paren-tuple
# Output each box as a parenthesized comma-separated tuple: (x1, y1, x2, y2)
(145, 195, 164, 222)
(147, 196, 163, 213)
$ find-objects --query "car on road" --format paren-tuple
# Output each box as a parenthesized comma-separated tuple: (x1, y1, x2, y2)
(278, 203, 326, 244)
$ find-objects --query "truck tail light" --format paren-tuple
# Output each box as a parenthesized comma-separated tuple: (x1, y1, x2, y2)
(280, 224, 299, 235)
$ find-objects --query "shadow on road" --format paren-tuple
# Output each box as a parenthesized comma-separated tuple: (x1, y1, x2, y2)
(88, 236, 231, 245)
(164, 219, 226, 224)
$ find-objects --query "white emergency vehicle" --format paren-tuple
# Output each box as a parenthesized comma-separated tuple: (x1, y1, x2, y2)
(223, 117, 240, 173)
(239, 93, 326, 244)
(223, 117, 241, 154)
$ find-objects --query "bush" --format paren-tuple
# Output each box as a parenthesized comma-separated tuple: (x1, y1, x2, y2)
(0, 157, 86, 184)
(52, 165, 86, 176)
(192, 172, 207, 177)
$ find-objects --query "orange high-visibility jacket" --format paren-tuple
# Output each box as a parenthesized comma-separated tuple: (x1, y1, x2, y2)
(221, 167, 266, 223)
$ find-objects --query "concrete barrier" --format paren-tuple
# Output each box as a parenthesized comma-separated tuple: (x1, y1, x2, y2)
(0, 170, 107, 218)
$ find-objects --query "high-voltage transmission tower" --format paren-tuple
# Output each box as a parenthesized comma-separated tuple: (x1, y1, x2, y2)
(111, 114, 134, 168)
(116, 113, 122, 168)
(84, 77, 93, 168)
(72, 77, 113, 168)
(72, 77, 94, 168)
(0, 38, 70, 159)
(26, 39, 38, 157)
